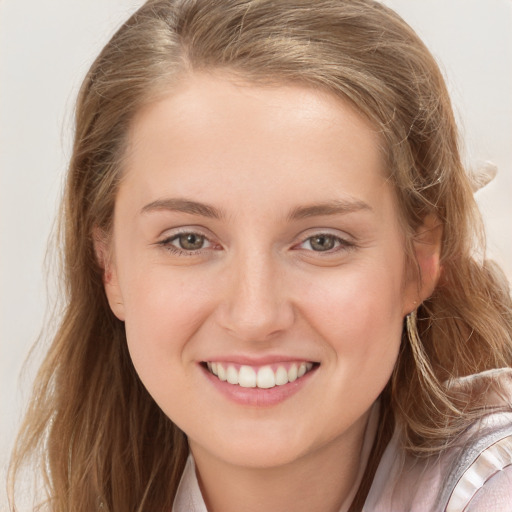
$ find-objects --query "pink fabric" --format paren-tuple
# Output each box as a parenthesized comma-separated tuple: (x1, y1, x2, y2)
(465, 467, 512, 511)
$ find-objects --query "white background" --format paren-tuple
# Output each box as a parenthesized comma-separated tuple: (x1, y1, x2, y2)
(1, 0, 511, 507)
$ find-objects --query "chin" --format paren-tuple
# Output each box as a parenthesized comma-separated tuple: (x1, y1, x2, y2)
(191, 422, 322, 470)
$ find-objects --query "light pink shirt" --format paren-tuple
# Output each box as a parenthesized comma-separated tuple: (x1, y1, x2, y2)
(173, 369, 512, 511)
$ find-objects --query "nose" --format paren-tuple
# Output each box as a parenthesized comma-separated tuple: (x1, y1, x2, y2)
(216, 250, 295, 343)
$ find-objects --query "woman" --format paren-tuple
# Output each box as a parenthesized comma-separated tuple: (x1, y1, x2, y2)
(8, 1, 512, 510)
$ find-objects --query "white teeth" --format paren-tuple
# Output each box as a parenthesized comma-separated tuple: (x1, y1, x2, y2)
(239, 365, 257, 387)
(206, 361, 315, 388)
(226, 365, 239, 385)
(288, 364, 298, 382)
(275, 366, 288, 386)
(217, 363, 227, 381)
(256, 366, 276, 389)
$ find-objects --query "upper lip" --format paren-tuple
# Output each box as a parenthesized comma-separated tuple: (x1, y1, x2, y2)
(201, 355, 319, 366)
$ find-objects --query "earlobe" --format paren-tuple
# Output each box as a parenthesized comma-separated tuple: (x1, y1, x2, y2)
(92, 227, 126, 321)
(411, 214, 443, 304)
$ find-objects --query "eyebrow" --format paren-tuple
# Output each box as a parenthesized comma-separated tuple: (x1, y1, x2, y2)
(140, 197, 372, 220)
(141, 198, 224, 219)
(287, 199, 373, 220)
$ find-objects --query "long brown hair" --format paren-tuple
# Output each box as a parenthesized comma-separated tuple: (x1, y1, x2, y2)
(9, 1, 512, 510)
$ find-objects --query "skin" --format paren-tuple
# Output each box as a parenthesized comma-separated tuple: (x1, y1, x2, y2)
(99, 73, 441, 512)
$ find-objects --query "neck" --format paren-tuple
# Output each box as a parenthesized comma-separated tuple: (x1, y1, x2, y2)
(190, 404, 378, 512)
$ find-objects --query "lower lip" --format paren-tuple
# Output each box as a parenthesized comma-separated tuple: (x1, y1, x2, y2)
(201, 364, 318, 407)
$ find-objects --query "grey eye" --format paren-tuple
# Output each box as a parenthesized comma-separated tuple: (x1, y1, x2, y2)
(176, 233, 206, 250)
(308, 235, 336, 251)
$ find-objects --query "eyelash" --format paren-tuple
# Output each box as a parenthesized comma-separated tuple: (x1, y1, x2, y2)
(295, 233, 355, 254)
(156, 230, 355, 256)
(156, 231, 215, 256)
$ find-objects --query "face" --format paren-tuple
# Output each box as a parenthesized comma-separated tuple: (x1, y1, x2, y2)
(102, 74, 430, 470)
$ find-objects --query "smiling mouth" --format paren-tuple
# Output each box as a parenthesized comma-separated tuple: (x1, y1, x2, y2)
(203, 361, 318, 389)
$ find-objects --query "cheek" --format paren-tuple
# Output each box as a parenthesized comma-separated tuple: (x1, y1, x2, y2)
(119, 268, 218, 423)
(121, 267, 213, 368)
(300, 260, 405, 372)
(307, 261, 404, 326)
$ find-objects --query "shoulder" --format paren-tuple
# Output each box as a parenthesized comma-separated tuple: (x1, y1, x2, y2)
(365, 369, 512, 512)
(443, 369, 512, 511)
(462, 466, 512, 512)
(445, 419, 512, 511)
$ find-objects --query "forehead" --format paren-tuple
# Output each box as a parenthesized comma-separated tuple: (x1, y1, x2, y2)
(121, 73, 392, 217)
(128, 73, 383, 154)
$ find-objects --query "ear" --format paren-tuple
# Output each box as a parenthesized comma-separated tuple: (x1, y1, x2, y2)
(93, 227, 126, 321)
(404, 214, 443, 314)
